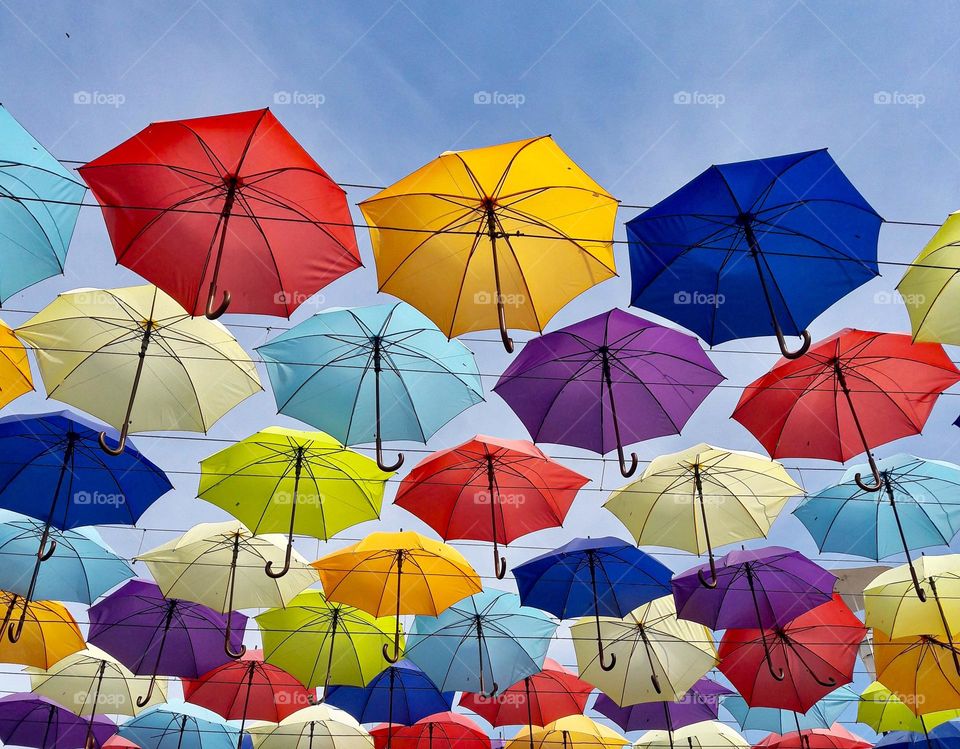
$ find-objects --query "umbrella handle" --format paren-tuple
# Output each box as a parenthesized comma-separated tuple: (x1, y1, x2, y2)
(695, 468, 718, 589)
(776, 329, 812, 359)
(494, 552, 507, 580)
(99, 429, 127, 456)
(854, 454, 883, 492)
(38, 537, 57, 561)
(136, 674, 159, 708)
(809, 671, 836, 688)
(766, 660, 786, 681)
(224, 624, 247, 659)
(616, 445, 639, 478)
(376, 444, 404, 472)
(7, 600, 29, 643)
(649, 670, 661, 693)
(382, 639, 401, 664)
(266, 539, 294, 579)
(205, 287, 231, 320)
(697, 565, 718, 589)
(598, 644, 617, 672)
(498, 319, 515, 354)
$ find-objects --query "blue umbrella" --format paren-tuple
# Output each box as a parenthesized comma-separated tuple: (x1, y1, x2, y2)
(722, 685, 858, 734)
(876, 722, 960, 749)
(0, 411, 171, 640)
(257, 302, 483, 471)
(512, 536, 672, 671)
(794, 454, 960, 599)
(0, 104, 84, 302)
(405, 588, 556, 696)
(117, 702, 239, 749)
(627, 149, 881, 357)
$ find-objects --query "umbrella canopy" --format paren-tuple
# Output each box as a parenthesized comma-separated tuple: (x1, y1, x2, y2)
(359, 135, 618, 351)
(198, 427, 390, 578)
(507, 716, 627, 749)
(405, 588, 556, 695)
(626, 149, 881, 357)
(314, 531, 482, 663)
(875, 725, 960, 749)
(249, 704, 373, 749)
(0, 319, 32, 409)
(633, 721, 747, 749)
(117, 703, 240, 749)
(721, 686, 859, 733)
(594, 678, 731, 733)
(865, 555, 960, 641)
(0, 694, 116, 749)
(0, 591, 84, 668)
(605, 444, 799, 582)
(514, 537, 672, 670)
(395, 435, 587, 578)
(752, 726, 870, 749)
(732, 329, 960, 491)
(857, 682, 960, 733)
(897, 211, 960, 344)
(258, 302, 483, 471)
(718, 594, 865, 713)
(370, 712, 487, 749)
(79, 108, 360, 318)
(873, 628, 960, 714)
(493, 308, 723, 477)
(832, 565, 893, 613)
(0, 104, 84, 301)
(16, 285, 261, 453)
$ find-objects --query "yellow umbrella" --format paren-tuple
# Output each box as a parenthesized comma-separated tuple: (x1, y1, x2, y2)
(0, 591, 84, 668)
(857, 681, 960, 733)
(604, 444, 799, 584)
(634, 722, 748, 749)
(0, 318, 32, 409)
(897, 211, 960, 344)
(359, 136, 618, 351)
(508, 716, 627, 749)
(313, 531, 481, 663)
(874, 628, 960, 714)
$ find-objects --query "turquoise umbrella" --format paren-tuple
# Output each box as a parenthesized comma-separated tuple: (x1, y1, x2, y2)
(0, 104, 84, 301)
(404, 588, 556, 696)
(257, 302, 483, 471)
(722, 686, 859, 733)
(117, 702, 239, 749)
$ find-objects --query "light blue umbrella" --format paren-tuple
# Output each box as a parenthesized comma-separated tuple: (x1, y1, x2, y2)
(793, 454, 960, 598)
(257, 302, 483, 471)
(721, 685, 858, 734)
(0, 104, 84, 302)
(404, 588, 556, 696)
(117, 702, 239, 749)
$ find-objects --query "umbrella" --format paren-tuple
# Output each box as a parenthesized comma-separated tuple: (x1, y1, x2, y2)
(16, 285, 261, 453)
(0, 591, 84, 667)
(249, 704, 373, 749)
(672, 547, 836, 631)
(594, 678, 731, 735)
(370, 712, 487, 749)
(404, 588, 556, 695)
(721, 686, 859, 733)
(314, 531, 482, 663)
(875, 725, 960, 749)
(873, 628, 960, 714)
(0, 694, 116, 749)
(507, 716, 627, 749)
(605, 444, 799, 584)
(256, 590, 398, 693)
(752, 726, 870, 749)
(718, 594, 865, 712)
(858, 682, 960, 733)
(198, 427, 390, 578)
(0, 411, 170, 639)
(0, 104, 84, 301)
(514, 537, 672, 671)
(88, 580, 247, 708)
(257, 302, 483, 471)
(626, 149, 881, 357)
(359, 135, 618, 352)
(117, 703, 239, 749)
(0, 319, 32, 408)
(795, 456, 960, 599)
(570, 594, 717, 705)
(493, 308, 723, 477)
(137, 520, 318, 654)
(732, 329, 959, 491)
(395, 435, 587, 578)
(633, 721, 747, 749)
(897, 210, 960, 344)
(831, 565, 893, 612)
(79, 108, 360, 318)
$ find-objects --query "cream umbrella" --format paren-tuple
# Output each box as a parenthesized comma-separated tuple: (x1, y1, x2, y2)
(634, 722, 747, 749)
(248, 704, 373, 749)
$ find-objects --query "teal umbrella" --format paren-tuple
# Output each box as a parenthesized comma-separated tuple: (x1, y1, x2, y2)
(0, 104, 84, 301)
(722, 686, 859, 734)
(117, 702, 239, 749)
(257, 302, 483, 471)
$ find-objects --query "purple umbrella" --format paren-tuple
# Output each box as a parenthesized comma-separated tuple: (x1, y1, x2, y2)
(88, 580, 246, 708)
(0, 694, 116, 749)
(594, 678, 731, 734)
(494, 308, 723, 477)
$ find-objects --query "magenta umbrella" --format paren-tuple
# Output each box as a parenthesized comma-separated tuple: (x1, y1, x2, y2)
(493, 308, 723, 477)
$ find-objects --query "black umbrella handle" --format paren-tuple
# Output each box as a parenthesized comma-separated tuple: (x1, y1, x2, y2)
(224, 534, 247, 658)
(383, 551, 403, 663)
(833, 362, 882, 493)
(373, 341, 404, 472)
(204, 176, 238, 320)
(485, 202, 515, 354)
(587, 554, 618, 672)
(486, 455, 508, 579)
(693, 464, 718, 589)
(929, 578, 960, 675)
(884, 477, 926, 601)
(101, 321, 153, 456)
(266, 448, 303, 580)
(600, 348, 637, 478)
(746, 564, 785, 681)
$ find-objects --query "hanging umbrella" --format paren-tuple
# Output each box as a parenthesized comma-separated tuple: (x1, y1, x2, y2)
(16, 285, 261, 453)
(0, 104, 84, 301)
(795, 456, 960, 600)
(493, 308, 723, 477)
(104, 735, 141, 749)
(752, 726, 870, 749)
(721, 686, 859, 734)
(394, 435, 588, 578)
(359, 135, 618, 352)
(0, 591, 84, 667)
(873, 628, 960, 714)
(507, 716, 627, 749)
(718, 595, 865, 712)
(0, 319, 32, 408)
(0, 411, 170, 640)
(370, 712, 487, 749)
(897, 211, 960, 344)
(249, 704, 373, 749)
(79, 108, 360, 319)
(732, 329, 959, 491)
(0, 694, 116, 749)
(857, 682, 960, 733)
(605, 444, 799, 584)
(404, 588, 556, 696)
(633, 721, 747, 749)
(198, 427, 390, 578)
(514, 537, 672, 671)
(594, 678, 731, 737)
(258, 302, 482, 471)
(626, 149, 881, 357)
(88, 580, 247, 708)
(313, 531, 482, 663)
(875, 725, 960, 749)
(256, 590, 399, 693)
(137, 520, 318, 655)
(831, 565, 893, 613)
(117, 703, 240, 749)
(570, 594, 717, 706)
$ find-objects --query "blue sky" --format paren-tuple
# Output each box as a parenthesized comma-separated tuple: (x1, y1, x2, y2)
(3, 0, 960, 739)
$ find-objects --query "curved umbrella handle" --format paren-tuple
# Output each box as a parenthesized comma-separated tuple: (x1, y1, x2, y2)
(99, 430, 127, 456)
(766, 660, 786, 681)
(376, 445, 404, 472)
(697, 557, 719, 589)
(616, 444, 639, 478)
(809, 671, 836, 688)
(205, 288, 231, 320)
(494, 552, 507, 580)
(776, 329, 812, 359)
(598, 644, 617, 672)
(8, 602, 29, 643)
(266, 540, 294, 579)
(854, 452, 883, 492)
(223, 620, 246, 659)
(649, 670, 661, 693)
(136, 674, 160, 708)
(498, 320, 515, 354)
(38, 537, 57, 562)
(382, 639, 401, 664)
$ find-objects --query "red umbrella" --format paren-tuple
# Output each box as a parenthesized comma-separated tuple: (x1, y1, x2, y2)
(733, 329, 959, 491)
(718, 595, 865, 713)
(394, 436, 588, 578)
(79, 108, 360, 319)
(753, 726, 870, 749)
(371, 713, 489, 749)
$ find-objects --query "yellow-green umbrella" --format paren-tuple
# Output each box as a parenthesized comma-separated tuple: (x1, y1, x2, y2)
(508, 716, 627, 749)
(857, 681, 960, 733)
(248, 704, 373, 749)
(634, 722, 747, 749)
(604, 444, 799, 584)
(15, 284, 260, 454)
(199, 427, 391, 578)
(897, 211, 960, 344)
(256, 590, 400, 693)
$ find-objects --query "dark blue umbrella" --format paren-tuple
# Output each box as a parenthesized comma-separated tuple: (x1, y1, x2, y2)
(627, 149, 881, 357)
(876, 722, 960, 749)
(0, 411, 171, 641)
(512, 536, 672, 671)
